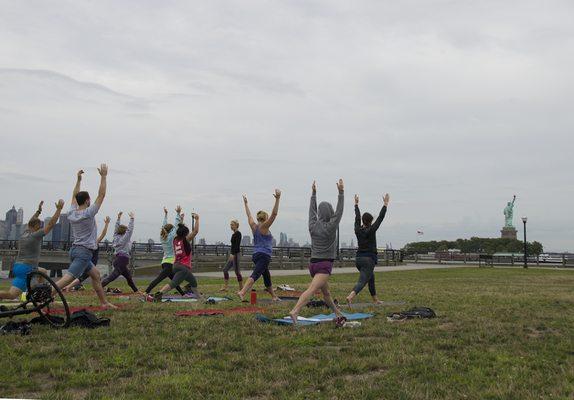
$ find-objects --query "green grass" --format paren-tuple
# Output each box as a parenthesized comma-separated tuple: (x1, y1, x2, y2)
(1, 267, 573, 399)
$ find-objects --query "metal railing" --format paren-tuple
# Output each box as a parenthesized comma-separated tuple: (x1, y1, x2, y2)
(0, 240, 403, 261)
(403, 251, 574, 266)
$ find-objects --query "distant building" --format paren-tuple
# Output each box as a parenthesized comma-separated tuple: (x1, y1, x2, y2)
(59, 213, 71, 243)
(8, 224, 25, 240)
(44, 217, 53, 241)
(279, 232, 288, 247)
(241, 235, 252, 246)
(5, 206, 17, 226)
(16, 208, 24, 225)
(0, 220, 6, 240)
(51, 223, 62, 244)
(198, 238, 206, 246)
(4, 206, 18, 240)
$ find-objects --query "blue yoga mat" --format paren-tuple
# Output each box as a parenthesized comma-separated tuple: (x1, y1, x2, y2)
(256, 312, 374, 326)
(161, 296, 230, 303)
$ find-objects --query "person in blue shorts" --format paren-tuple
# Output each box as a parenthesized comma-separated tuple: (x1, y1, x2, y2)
(63, 216, 111, 292)
(0, 200, 64, 300)
(54, 167, 116, 309)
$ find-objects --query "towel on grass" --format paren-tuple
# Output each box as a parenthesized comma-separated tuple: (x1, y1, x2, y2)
(175, 306, 264, 317)
(256, 312, 374, 326)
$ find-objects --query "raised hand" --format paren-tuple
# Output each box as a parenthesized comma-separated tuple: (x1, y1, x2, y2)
(37, 201, 44, 213)
(243, 195, 248, 204)
(180, 213, 185, 221)
(117, 211, 123, 220)
(55, 199, 65, 209)
(77, 170, 84, 180)
(273, 189, 281, 199)
(354, 194, 359, 205)
(312, 180, 317, 193)
(192, 213, 199, 221)
(104, 216, 111, 224)
(163, 207, 168, 215)
(336, 179, 344, 192)
(383, 193, 390, 206)
(175, 205, 182, 214)
(97, 164, 108, 177)
(128, 212, 135, 219)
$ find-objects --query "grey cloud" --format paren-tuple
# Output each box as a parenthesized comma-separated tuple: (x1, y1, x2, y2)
(0, 1, 572, 251)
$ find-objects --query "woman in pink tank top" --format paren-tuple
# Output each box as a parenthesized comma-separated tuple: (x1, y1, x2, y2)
(153, 213, 201, 301)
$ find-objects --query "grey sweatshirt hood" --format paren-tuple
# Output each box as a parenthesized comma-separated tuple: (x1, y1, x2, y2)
(317, 201, 335, 222)
(309, 192, 344, 259)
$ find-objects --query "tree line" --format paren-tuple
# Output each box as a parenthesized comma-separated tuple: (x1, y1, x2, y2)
(403, 237, 544, 255)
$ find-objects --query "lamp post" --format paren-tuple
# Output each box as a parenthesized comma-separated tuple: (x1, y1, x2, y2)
(522, 217, 528, 269)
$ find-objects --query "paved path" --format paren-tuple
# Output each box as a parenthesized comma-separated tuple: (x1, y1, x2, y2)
(193, 263, 474, 278)
(133, 263, 571, 280)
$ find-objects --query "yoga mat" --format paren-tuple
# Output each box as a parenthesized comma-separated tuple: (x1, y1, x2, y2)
(341, 301, 407, 309)
(256, 312, 374, 326)
(162, 294, 198, 300)
(205, 296, 231, 303)
(161, 298, 198, 303)
(161, 297, 230, 303)
(175, 306, 264, 317)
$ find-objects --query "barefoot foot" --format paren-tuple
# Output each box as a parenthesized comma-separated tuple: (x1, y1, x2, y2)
(102, 302, 118, 310)
(289, 311, 298, 325)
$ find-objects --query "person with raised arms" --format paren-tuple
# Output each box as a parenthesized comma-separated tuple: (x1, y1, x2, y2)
(143, 206, 186, 298)
(237, 190, 281, 302)
(0, 200, 64, 300)
(101, 211, 140, 293)
(54, 167, 116, 309)
(289, 180, 346, 325)
(220, 219, 243, 292)
(153, 213, 201, 301)
(63, 216, 111, 292)
(346, 193, 390, 306)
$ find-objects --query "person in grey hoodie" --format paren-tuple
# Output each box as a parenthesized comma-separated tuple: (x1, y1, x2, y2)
(289, 179, 345, 325)
(101, 211, 140, 293)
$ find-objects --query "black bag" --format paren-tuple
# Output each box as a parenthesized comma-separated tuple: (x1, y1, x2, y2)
(31, 310, 110, 328)
(0, 320, 32, 336)
(387, 307, 436, 321)
(70, 310, 110, 328)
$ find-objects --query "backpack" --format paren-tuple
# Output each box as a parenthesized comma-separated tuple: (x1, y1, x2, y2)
(31, 310, 110, 328)
(387, 307, 436, 321)
(70, 310, 111, 328)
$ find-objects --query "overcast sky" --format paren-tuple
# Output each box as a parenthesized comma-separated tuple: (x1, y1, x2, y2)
(1, 1, 573, 251)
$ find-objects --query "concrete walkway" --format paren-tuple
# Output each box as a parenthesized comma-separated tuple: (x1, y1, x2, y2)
(193, 263, 474, 278)
(131, 263, 571, 280)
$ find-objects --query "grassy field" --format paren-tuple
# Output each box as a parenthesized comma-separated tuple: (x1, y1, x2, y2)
(1, 267, 573, 400)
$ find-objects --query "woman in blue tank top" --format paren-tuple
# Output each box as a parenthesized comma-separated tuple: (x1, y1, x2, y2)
(237, 189, 282, 302)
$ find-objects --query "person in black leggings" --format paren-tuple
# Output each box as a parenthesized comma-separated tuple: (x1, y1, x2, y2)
(220, 219, 243, 292)
(144, 207, 185, 296)
(346, 193, 390, 305)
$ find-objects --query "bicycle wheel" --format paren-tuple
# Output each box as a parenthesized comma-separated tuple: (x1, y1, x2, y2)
(27, 271, 71, 328)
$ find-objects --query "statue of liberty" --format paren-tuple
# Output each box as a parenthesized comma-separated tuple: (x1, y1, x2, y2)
(503, 195, 516, 228)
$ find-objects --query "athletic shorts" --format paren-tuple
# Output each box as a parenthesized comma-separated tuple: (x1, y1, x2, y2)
(12, 262, 35, 292)
(309, 260, 333, 277)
